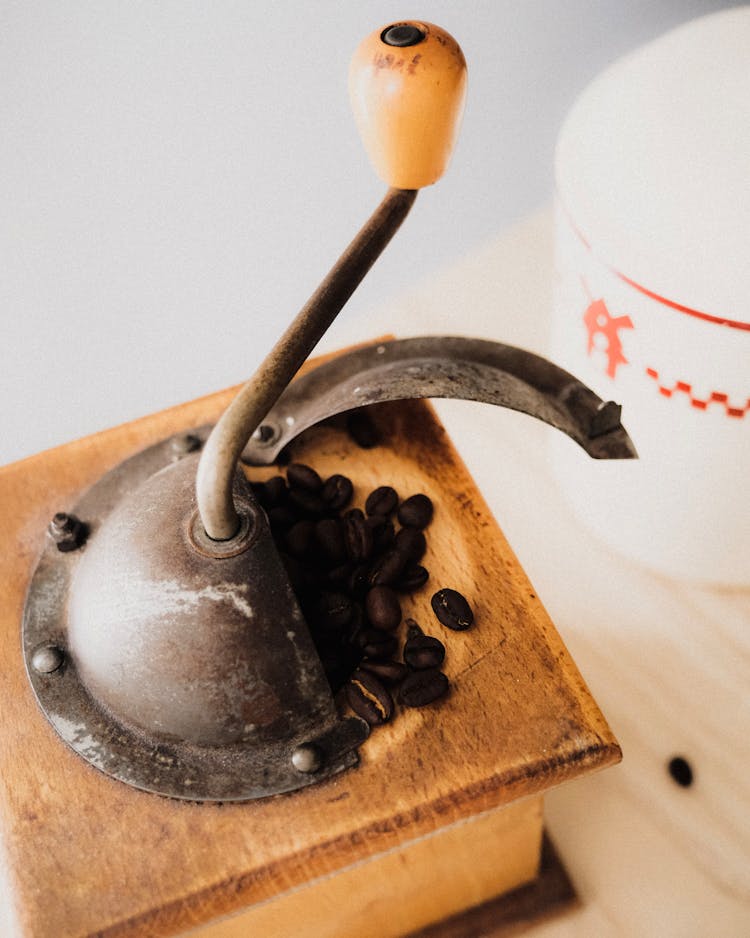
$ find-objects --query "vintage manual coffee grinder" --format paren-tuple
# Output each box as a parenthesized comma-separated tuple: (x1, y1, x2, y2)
(3, 22, 635, 937)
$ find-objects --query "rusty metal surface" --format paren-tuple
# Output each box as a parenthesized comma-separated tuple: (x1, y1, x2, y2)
(22, 431, 367, 802)
(241, 336, 638, 465)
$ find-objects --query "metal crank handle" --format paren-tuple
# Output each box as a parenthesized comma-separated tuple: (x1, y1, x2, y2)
(241, 337, 638, 465)
(196, 22, 467, 541)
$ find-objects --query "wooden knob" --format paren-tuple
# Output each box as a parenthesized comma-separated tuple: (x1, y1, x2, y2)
(349, 22, 467, 189)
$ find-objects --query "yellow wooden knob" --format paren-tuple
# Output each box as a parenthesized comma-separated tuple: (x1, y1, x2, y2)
(349, 22, 467, 189)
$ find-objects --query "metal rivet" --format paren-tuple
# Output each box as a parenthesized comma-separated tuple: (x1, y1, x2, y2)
(251, 424, 277, 446)
(292, 743, 324, 774)
(31, 645, 65, 674)
(48, 513, 86, 551)
(171, 434, 202, 458)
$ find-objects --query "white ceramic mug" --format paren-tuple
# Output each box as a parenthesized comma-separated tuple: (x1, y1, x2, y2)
(549, 9, 750, 585)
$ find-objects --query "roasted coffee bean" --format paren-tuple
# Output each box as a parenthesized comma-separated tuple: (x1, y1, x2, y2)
(267, 504, 297, 531)
(394, 527, 426, 563)
(285, 520, 315, 557)
(344, 508, 373, 563)
(365, 485, 398, 518)
(364, 585, 402, 631)
(368, 549, 407, 587)
(431, 588, 474, 631)
(366, 516, 395, 554)
(346, 669, 393, 725)
(287, 463, 323, 492)
(397, 493, 434, 529)
(395, 563, 429, 593)
(357, 627, 398, 659)
(359, 657, 409, 685)
(400, 668, 449, 707)
(263, 475, 289, 507)
(315, 518, 346, 564)
(403, 632, 446, 670)
(289, 488, 326, 518)
(348, 563, 371, 598)
(346, 409, 380, 449)
(322, 474, 353, 511)
(325, 561, 353, 588)
(316, 591, 354, 630)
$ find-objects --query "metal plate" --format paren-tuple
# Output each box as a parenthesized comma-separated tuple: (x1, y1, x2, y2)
(22, 429, 367, 802)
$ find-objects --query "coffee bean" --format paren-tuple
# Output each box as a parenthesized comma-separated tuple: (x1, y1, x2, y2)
(364, 585, 402, 631)
(395, 563, 429, 594)
(365, 486, 398, 517)
(322, 474, 353, 511)
(346, 669, 394, 725)
(400, 668, 449, 707)
(289, 488, 326, 518)
(285, 520, 315, 558)
(315, 518, 346, 564)
(344, 509, 373, 563)
(263, 475, 289, 507)
(366, 516, 396, 554)
(431, 588, 474, 631)
(346, 409, 381, 449)
(397, 493, 433, 528)
(316, 591, 354, 630)
(267, 504, 297, 531)
(287, 463, 323, 492)
(368, 549, 407, 587)
(358, 627, 398, 659)
(394, 527, 426, 563)
(403, 632, 445, 670)
(359, 657, 409, 685)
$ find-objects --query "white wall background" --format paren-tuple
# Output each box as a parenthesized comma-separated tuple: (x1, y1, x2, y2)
(1, 0, 740, 464)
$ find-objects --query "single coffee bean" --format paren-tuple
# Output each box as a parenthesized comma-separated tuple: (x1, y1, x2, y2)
(403, 632, 446, 670)
(289, 488, 326, 518)
(344, 508, 373, 563)
(267, 504, 297, 531)
(397, 493, 434, 528)
(263, 475, 289, 507)
(368, 549, 407, 587)
(287, 463, 323, 492)
(348, 562, 371, 597)
(316, 591, 354, 630)
(431, 588, 474, 631)
(346, 669, 394, 725)
(285, 520, 315, 558)
(364, 585, 402, 631)
(358, 627, 399, 659)
(400, 668, 449, 707)
(326, 561, 353, 588)
(346, 409, 380, 449)
(395, 563, 429, 593)
(366, 516, 396, 554)
(315, 518, 346, 564)
(365, 485, 399, 518)
(322, 474, 353, 511)
(394, 527, 426, 563)
(359, 657, 409, 685)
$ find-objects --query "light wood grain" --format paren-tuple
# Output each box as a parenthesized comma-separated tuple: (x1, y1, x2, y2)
(0, 345, 620, 937)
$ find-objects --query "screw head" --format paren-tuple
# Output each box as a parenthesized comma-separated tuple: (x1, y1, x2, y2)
(291, 742, 324, 774)
(170, 434, 202, 458)
(31, 645, 64, 674)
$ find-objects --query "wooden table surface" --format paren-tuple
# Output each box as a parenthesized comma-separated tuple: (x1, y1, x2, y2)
(321, 209, 750, 937)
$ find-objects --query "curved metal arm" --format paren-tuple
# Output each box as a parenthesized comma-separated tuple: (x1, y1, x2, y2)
(240, 336, 638, 466)
(196, 187, 417, 541)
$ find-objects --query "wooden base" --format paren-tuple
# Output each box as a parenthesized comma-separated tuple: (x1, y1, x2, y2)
(0, 345, 620, 937)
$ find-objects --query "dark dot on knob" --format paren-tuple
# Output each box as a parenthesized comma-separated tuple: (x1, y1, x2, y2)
(381, 24, 426, 48)
(667, 755, 693, 788)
